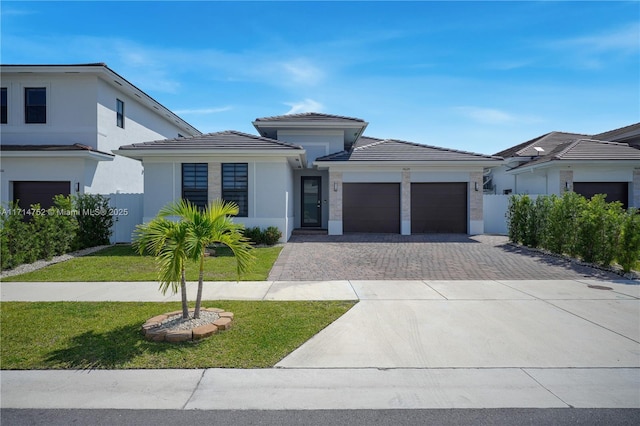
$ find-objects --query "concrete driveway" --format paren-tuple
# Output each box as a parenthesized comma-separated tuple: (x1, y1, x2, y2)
(276, 279, 640, 370)
(268, 234, 623, 281)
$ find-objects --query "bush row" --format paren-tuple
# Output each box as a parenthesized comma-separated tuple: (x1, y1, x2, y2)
(243, 226, 282, 246)
(507, 191, 640, 273)
(1, 194, 113, 270)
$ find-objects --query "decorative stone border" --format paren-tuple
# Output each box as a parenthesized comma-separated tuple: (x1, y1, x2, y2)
(141, 308, 234, 343)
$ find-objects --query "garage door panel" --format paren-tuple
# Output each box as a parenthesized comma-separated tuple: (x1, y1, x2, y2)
(574, 182, 628, 209)
(343, 183, 399, 233)
(13, 181, 70, 210)
(412, 183, 467, 233)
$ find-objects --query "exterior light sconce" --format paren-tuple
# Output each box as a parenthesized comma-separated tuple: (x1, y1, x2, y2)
(474, 182, 479, 191)
(75, 182, 80, 192)
(333, 182, 338, 192)
(565, 181, 570, 190)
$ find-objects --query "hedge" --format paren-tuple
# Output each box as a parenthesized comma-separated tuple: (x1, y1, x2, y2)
(1, 194, 113, 271)
(507, 191, 640, 273)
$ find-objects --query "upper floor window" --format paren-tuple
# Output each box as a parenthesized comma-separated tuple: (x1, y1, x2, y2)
(1, 88, 6, 124)
(25, 87, 46, 124)
(182, 163, 208, 209)
(222, 163, 248, 217)
(116, 99, 125, 128)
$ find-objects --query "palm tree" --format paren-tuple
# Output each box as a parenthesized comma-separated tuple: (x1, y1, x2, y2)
(134, 199, 254, 320)
(132, 218, 190, 319)
(159, 199, 254, 318)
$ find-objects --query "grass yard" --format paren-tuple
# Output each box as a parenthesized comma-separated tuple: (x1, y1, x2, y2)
(0, 300, 355, 369)
(1, 244, 281, 282)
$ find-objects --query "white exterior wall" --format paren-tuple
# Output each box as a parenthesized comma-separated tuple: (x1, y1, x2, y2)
(1, 69, 198, 243)
(0, 74, 98, 146)
(0, 157, 84, 205)
(141, 159, 293, 242)
(514, 171, 547, 195)
(277, 131, 343, 166)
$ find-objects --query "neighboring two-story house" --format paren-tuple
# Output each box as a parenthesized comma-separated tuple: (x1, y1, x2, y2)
(116, 113, 501, 241)
(0, 63, 200, 242)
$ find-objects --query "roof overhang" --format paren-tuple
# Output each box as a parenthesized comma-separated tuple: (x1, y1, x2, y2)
(252, 120, 368, 147)
(1, 149, 114, 162)
(314, 159, 502, 170)
(507, 159, 640, 175)
(113, 148, 307, 168)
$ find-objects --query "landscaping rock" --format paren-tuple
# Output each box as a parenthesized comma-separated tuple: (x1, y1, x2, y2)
(192, 324, 219, 340)
(213, 317, 232, 330)
(165, 330, 193, 342)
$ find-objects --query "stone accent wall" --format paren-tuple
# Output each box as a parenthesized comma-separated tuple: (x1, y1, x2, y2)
(208, 162, 221, 202)
(469, 171, 483, 221)
(560, 170, 573, 193)
(401, 170, 411, 222)
(329, 171, 342, 221)
(634, 169, 640, 208)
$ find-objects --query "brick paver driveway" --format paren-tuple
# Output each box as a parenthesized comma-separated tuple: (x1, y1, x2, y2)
(268, 234, 622, 281)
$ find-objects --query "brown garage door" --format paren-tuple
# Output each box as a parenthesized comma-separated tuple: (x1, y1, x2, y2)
(574, 182, 628, 209)
(411, 183, 467, 233)
(343, 183, 400, 233)
(13, 181, 70, 210)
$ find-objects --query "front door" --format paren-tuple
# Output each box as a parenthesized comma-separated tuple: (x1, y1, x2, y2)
(301, 176, 321, 227)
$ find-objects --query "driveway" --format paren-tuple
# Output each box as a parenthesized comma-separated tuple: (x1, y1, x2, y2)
(268, 234, 622, 281)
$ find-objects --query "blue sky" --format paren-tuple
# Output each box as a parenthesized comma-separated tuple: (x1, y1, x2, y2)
(2, 1, 638, 154)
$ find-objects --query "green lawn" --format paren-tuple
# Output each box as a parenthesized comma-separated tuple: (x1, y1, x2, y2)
(0, 300, 355, 369)
(1, 244, 281, 282)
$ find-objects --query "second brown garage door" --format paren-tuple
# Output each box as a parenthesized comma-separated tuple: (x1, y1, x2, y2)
(574, 182, 629, 209)
(343, 183, 400, 233)
(411, 183, 467, 233)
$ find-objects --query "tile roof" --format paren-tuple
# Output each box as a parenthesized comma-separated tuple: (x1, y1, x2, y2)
(493, 131, 589, 158)
(118, 130, 302, 151)
(254, 112, 366, 123)
(1, 143, 114, 156)
(317, 136, 501, 162)
(592, 122, 640, 142)
(513, 139, 640, 169)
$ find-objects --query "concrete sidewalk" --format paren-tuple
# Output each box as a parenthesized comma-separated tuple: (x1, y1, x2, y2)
(1, 278, 639, 410)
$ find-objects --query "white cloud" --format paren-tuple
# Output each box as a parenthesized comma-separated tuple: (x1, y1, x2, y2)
(280, 58, 325, 86)
(173, 106, 233, 115)
(284, 99, 324, 114)
(556, 23, 639, 54)
(454, 106, 541, 125)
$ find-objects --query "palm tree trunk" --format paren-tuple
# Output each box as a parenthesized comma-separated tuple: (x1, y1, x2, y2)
(194, 254, 205, 318)
(180, 268, 189, 319)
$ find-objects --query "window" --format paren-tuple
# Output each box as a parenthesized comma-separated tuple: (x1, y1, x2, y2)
(182, 163, 208, 209)
(116, 99, 125, 128)
(25, 87, 46, 123)
(222, 163, 248, 217)
(1, 88, 7, 124)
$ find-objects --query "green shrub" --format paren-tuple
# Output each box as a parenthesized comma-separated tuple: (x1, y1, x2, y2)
(577, 195, 623, 266)
(263, 226, 282, 246)
(506, 195, 530, 245)
(1, 202, 33, 269)
(1, 195, 87, 271)
(73, 194, 113, 250)
(243, 226, 263, 245)
(242, 226, 282, 246)
(617, 209, 640, 273)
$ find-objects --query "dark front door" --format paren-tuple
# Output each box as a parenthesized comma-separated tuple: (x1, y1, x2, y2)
(302, 176, 321, 227)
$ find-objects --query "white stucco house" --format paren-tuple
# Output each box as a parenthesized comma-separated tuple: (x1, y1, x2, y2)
(0, 63, 200, 242)
(486, 123, 640, 209)
(116, 113, 501, 241)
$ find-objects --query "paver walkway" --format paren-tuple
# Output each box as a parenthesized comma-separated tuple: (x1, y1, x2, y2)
(268, 234, 622, 281)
